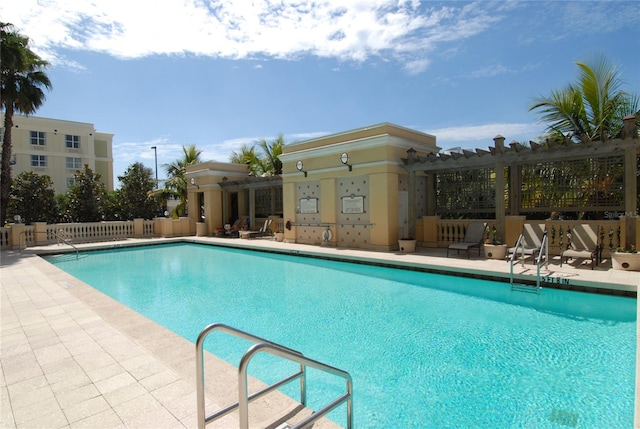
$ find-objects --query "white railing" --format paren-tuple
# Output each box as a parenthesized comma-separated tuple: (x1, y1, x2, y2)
(49, 222, 134, 243)
(428, 218, 625, 258)
(0, 220, 158, 250)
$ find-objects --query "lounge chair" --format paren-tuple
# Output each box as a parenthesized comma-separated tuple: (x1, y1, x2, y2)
(560, 224, 602, 270)
(244, 219, 273, 239)
(507, 223, 546, 263)
(447, 222, 488, 258)
(224, 217, 247, 238)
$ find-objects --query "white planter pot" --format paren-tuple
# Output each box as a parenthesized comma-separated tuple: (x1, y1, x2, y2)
(611, 252, 640, 271)
(274, 232, 284, 242)
(484, 244, 507, 259)
(398, 239, 416, 253)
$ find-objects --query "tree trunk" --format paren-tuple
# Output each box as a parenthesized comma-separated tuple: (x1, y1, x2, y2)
(1, 104, 15, 225)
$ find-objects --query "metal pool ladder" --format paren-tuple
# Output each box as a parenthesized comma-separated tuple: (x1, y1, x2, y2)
(195, 322, 353, 429)
(509, 232, 548, 294)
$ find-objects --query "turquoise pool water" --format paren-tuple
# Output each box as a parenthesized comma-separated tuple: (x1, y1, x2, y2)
(47, 243, 636, 428)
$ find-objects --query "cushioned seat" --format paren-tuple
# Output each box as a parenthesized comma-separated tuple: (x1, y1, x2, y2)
(560, 224, 602, 270)
(447, 222, 487, 258)
(507, 223, 546, 263)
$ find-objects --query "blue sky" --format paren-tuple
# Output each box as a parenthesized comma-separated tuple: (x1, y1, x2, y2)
(2, 1, 639, 187)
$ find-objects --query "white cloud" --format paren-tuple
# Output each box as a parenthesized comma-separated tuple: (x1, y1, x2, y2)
(466, 64, 514, 79)
(424, 122, 546, 148)
(1, 0, 501, 72)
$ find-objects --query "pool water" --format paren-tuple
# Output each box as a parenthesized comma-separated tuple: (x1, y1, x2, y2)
(47, 243, 636, 428)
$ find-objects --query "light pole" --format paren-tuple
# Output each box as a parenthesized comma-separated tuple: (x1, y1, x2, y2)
(150, 146, 158, 187)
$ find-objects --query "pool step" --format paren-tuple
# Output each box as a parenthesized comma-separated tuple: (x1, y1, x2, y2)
(510, 283, 541, 294)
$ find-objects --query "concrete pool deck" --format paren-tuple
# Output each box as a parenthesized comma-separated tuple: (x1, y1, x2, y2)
(1, 237, 639, 428)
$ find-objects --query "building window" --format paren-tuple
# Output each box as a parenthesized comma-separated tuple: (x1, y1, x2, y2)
(30, 155, 47, 167)
(30, 131, 46, 146)
(65, 134, 80, 149)
(66, 177, 78, 188)
(66, 157, 82, 169)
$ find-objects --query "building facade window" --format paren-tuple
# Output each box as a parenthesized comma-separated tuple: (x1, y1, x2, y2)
(30, 155, 47, 167)
(65, 134, 80, 149)
(66, 157, 82, 169)
(30, 131, 46, 146)
(66, 177, 78, 188)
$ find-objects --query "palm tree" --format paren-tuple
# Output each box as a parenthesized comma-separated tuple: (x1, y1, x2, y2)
(230, 143, 261, 176)
(230, 134, 284, 176)
(256, 133, 284, 175)
(1, 23, 52, 223)
(153, 145, 202, 217)
(529, 55, 638, 142)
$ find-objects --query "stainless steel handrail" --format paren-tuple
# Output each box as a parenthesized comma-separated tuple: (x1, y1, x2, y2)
(51, 230, 79, 259)
(509, 234, 525, 285)
(535, 233, 548, 289)
(510, 232, 548, 294)
(196, 323, 320, 429)
(238, 342, 353, 429)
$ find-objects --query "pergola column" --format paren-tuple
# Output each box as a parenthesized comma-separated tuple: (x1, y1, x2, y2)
(248, 188, 256, 229)
(407, 148, 417, 238)
(509, 164, 521, 216)
(622, 115, 638, 248)
(222, 189, 229, 224)
(493, 135, 506, 241)
(426, 173, 436, 216)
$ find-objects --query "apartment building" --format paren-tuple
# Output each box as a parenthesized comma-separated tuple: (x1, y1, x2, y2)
(1, 114, 114, 194)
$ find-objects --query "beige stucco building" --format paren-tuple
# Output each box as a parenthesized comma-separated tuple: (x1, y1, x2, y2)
(186, 123, 439, 251)
(1, 114, 114, 194)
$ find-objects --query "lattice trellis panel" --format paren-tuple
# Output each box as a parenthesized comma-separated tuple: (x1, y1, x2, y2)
(255, 189, 270, 217)
(436, 168, 498, 213)
(521, 156, 624, 211)
(255, 188, 283, 217)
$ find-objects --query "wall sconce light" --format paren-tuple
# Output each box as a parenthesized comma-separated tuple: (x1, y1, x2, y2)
(296, 160, 307, 177)
(54, 129, 58, 134)
(190, 177, 199, 189)
(340, 152, 352, 171)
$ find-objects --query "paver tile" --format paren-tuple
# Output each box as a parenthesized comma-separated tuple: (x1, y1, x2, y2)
(63, 396, 111, 424)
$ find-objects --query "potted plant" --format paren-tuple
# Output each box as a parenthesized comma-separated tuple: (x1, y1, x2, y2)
(398, 235, 416, 253)
(483, 237, 507, 259)
(611, 245, 639, 271)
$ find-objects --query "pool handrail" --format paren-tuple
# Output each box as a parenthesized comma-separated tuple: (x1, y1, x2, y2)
(535, 232, 549, 288)
(239, 342, 353, 429)
(510, 231, 548, 294)
(196, 322, 352, 429)
(51, 230, 79, 260)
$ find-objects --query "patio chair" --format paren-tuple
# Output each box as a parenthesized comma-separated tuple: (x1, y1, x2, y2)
(447, 222, 488, 258)
(245, 219, 273, 239)
(560, 224, 602, 270)
(224, 217, 247, 238)
(507, 223, 546, 263)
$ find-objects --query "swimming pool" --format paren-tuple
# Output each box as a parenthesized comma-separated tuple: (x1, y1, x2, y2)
(47, 243, 636, 428)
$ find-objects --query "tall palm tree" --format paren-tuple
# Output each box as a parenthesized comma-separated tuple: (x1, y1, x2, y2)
(230, 134, 284, 176)
(153, 144, 202, 217)
(230, 143, 262, 176)
(256, 133, 284, 175)
(1, 23, 52, 223)
(530, 55, 638, 142)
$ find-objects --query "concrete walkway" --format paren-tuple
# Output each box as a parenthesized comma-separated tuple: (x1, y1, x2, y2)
(1, 237, 638, 428)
